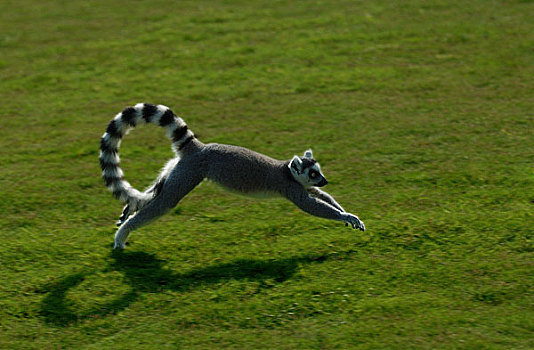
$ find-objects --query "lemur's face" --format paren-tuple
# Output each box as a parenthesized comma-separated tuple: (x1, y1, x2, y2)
(289, 149, 328, 188)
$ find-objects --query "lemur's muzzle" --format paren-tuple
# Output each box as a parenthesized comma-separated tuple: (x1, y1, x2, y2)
(317, 177, 328, 187)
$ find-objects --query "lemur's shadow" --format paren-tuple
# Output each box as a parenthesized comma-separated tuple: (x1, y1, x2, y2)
(40, 249, 357, 326)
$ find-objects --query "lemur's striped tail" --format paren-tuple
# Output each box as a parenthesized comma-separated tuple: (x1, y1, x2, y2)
(99, 103, 195, 203)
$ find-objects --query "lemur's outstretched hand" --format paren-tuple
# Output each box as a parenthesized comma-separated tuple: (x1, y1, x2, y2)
(343, 213, 365, 231)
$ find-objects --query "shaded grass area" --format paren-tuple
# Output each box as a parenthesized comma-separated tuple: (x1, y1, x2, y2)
(0, 0, 533, 348)
(40, 249, 346, 326)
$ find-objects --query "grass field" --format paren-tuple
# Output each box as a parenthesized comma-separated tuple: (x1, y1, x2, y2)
(1, 0, 533, 348)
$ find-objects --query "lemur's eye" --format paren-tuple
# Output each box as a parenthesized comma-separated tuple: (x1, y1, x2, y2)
(310, 171, 317, 178)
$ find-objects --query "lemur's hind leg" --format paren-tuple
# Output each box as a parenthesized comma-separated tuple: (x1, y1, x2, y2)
(114, 161, 204, 249)
(116, 178, 166, 227)
(116, 158, 180, 227)
(117, 205, 131, 227)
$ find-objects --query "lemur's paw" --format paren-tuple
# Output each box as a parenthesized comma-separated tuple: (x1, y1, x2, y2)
(343, 213, 365, 231)
(113, 241, 126, 250)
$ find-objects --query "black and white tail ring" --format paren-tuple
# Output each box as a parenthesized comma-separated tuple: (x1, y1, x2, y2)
(99, 103, 195, 205)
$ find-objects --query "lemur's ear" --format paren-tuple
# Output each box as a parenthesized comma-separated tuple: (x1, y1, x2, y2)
(289, 155, 303, 174)
(303, 149, 313, 158)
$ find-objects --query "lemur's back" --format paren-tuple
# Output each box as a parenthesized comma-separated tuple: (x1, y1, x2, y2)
(200, 143, 291, 195)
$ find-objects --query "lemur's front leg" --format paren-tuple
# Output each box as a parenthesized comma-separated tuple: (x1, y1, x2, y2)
(286, 184, 365, 231)
(307, 187, 345, 212)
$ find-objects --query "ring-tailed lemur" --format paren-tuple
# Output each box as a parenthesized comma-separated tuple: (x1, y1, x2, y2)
(100, 103, 365, 249)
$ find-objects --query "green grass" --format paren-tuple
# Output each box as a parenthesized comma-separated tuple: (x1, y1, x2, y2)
(1, 0, 533, 348)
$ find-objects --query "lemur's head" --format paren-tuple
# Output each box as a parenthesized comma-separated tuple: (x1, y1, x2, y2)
(289, 149, 328, 188)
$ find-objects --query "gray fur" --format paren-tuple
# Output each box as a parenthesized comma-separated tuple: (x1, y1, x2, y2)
(101, 104, 365, 249)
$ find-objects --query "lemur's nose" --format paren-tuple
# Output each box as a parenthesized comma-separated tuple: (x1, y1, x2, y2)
(318, 177, 328, 187)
